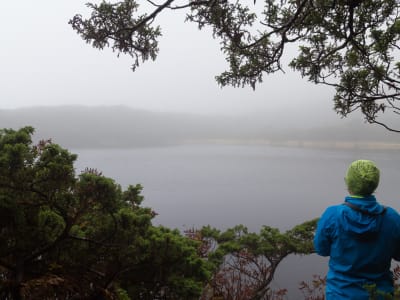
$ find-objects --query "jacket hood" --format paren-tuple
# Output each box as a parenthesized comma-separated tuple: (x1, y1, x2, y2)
(340, 195, 385, 237)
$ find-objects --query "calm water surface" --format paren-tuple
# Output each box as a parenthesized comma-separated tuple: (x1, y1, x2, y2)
(73, 144, 400, 298)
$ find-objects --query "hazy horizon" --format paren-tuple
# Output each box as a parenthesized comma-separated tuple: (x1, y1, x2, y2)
(1, 105, 399, 150)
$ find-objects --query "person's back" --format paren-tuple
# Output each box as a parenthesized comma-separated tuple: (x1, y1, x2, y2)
(314, 160, 400, 299)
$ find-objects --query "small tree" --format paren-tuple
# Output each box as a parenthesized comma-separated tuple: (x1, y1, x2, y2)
(0, 127, 210, 299)
(186, 220, 318, 300)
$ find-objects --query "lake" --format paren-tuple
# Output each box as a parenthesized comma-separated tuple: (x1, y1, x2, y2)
(73, 143, 400, 298)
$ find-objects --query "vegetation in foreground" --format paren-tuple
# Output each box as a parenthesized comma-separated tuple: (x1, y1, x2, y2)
(0, 127, 319, 299)
(0, 127, 210, 299)
(4, 126, 399, 299)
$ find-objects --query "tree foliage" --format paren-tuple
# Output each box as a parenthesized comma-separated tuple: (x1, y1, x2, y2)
(0, 127, 210, 299)
(186, 219, 318, 300)
(70, 0, 400, 131)
(0, 127, 323, 299)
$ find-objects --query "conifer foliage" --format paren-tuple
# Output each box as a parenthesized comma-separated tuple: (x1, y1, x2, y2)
(0, 127, 210, 299)
(0, 127, 319, 299)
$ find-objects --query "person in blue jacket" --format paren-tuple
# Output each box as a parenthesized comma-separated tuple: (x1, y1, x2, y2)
(314, 160, 400, 299)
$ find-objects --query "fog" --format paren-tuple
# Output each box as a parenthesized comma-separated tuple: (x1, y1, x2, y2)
(1, 0, 345, 127)
(1, 4, 400, 298)
(1, 106, 399, 150)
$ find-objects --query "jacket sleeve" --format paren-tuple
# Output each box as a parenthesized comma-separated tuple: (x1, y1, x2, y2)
(314, 207, 335, 257)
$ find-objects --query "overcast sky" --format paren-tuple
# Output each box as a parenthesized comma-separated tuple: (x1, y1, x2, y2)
(0, 1, 346, 126)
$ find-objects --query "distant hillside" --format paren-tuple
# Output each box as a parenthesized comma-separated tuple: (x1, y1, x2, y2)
(0, 106, 250, 148)
(0, 106, 399, 149)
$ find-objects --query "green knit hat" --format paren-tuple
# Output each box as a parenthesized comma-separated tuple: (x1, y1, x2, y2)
(345, 160, 380, 196)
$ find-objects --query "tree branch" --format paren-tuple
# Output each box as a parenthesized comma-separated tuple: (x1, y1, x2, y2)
(369, 119, 400, 133)
(128, 0, 175, 33)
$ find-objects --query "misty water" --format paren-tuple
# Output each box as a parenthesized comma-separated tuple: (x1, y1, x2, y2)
(73, 144, 400, 299)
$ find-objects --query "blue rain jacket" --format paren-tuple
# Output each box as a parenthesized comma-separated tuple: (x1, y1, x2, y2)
(314, 195, 400, 299)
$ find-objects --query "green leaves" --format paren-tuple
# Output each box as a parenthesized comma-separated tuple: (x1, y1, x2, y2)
(37, 208, 66, 243)
(0, 127, 324, 299)
(69, 0, 161, 71)
(0, 127, 210, 299)
(122, 184, 144, 207)
(197, 219, 318, 299)
(0, 127, 34, 174)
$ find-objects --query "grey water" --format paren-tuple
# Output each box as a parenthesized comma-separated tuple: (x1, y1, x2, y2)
(73, 144, 400, 299)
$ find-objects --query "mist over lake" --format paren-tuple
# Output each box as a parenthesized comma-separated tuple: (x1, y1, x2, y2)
(2, 106, 399, 297)
(73, 143, 400, 298)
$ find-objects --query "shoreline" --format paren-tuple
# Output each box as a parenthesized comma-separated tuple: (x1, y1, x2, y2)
(182, 139, 400, 151)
